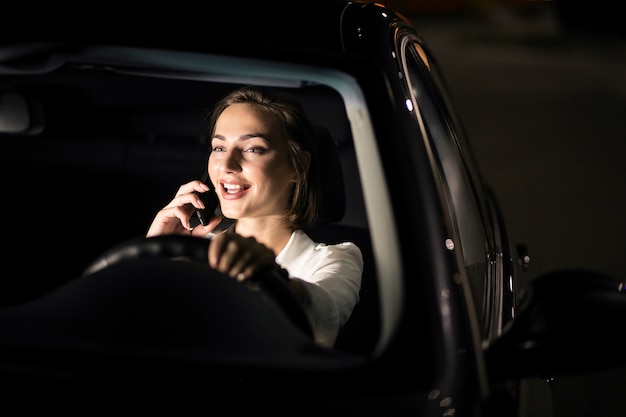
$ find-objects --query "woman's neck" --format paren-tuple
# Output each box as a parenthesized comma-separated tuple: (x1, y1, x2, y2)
(234, 218, 294, 255)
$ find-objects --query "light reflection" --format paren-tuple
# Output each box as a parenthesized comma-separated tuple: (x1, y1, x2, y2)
(428, 389, 440, 400)
(445, 238, 454, 250)
(405, 98, 414, 112)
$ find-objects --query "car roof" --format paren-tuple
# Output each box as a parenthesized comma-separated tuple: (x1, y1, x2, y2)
(1, 1, 361, 61)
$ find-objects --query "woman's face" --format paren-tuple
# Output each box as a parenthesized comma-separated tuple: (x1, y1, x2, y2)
(208, 103, 296, 221)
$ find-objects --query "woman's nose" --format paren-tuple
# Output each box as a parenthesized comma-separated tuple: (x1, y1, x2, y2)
(221, 149, 242, 172)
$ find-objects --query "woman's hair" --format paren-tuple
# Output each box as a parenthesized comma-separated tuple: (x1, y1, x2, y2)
(205, 86, 320, 229)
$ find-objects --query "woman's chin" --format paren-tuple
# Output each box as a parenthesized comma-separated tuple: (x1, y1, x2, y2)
(219, 207, 240, 220)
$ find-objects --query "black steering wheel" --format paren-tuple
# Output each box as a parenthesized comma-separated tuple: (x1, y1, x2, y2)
(83, 234, 313, 338)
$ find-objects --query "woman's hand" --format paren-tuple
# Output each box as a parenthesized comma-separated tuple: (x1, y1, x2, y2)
(208, 232, 277, 281)
(146, 180, 222, 237)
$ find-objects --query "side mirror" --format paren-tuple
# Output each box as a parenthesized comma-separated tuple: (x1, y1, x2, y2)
(486, 268, 626, 379)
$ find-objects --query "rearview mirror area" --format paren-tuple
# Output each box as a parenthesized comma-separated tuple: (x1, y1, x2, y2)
(0, 91, 44, 135)
(486, 268, 626, 380)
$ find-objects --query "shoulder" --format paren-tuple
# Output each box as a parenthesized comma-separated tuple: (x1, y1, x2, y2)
(313, 239, 363, 263)
(281, 230, 363, 269)
(294, 230, 362, 254)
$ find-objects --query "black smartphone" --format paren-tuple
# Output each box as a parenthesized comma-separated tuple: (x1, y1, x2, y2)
(193, 173, 219, 226)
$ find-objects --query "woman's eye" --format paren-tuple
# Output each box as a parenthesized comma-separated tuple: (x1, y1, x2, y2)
(245, 147, 267, 154)
(212, 146, 224, 152)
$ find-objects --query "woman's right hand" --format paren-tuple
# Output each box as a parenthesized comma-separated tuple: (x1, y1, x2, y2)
(146, 180, 222, 237)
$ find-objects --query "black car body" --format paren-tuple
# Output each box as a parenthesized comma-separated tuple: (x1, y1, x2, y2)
(0, 2, 624, 415)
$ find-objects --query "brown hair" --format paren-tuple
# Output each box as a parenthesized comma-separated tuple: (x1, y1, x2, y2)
(205, 86, 320, 229)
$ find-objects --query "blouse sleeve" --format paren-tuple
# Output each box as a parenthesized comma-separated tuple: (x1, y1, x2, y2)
(277, 234, 363, 348)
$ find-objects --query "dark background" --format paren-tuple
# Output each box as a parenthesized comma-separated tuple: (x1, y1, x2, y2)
(382, 1, 625, 416)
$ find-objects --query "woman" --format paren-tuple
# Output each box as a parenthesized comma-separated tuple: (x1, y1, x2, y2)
(147, 86, 363, 348)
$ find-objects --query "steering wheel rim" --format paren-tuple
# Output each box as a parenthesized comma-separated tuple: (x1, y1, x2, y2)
(83, 234, 313, 338)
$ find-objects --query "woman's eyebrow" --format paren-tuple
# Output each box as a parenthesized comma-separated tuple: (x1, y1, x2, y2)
(212, 133, 272, 142)
(241, 133, 271, 142)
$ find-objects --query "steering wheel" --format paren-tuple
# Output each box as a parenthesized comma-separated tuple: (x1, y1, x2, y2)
(83, 234, 313, 338)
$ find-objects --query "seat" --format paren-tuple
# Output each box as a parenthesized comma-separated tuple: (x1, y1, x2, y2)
(306, 125, 380, 356)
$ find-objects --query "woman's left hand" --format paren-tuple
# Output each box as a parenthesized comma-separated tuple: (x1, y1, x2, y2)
(208, 232, 276, 281)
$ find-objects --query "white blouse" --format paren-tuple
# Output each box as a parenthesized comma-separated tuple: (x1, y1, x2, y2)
(275, 230, 363, 348)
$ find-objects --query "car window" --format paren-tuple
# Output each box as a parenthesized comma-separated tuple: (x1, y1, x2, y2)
(399, 36, 492, 337)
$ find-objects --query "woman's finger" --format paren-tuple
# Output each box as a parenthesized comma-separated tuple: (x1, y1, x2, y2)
(174, 179, 210, 197)
(208, 233, 276, 280)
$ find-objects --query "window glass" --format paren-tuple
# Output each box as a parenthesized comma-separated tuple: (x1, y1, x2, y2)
(401, 38, 491, 332)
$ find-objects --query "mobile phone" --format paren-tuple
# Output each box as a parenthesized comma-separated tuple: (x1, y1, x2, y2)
(193, 173, 219, 226)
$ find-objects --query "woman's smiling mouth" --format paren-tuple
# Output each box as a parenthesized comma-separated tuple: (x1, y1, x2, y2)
(222, 182, 251, 195)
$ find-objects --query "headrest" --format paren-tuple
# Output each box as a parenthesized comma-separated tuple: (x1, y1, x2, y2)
(313, 125, 345, 223)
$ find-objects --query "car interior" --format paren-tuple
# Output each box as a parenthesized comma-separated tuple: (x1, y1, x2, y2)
(1, 62, 381, 358)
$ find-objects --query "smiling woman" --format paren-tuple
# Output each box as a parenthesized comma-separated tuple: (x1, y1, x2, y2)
(0, 3, 624, 416)
(145, 86, 365, 349)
